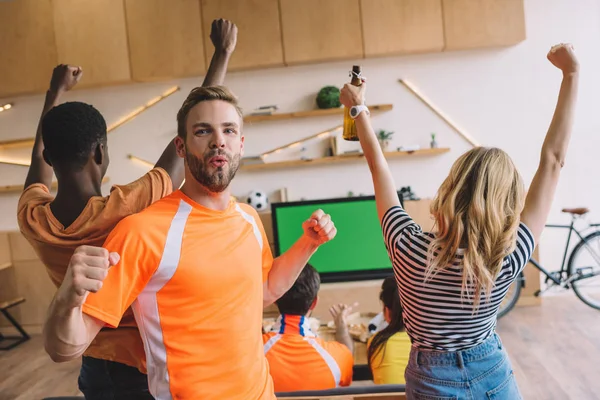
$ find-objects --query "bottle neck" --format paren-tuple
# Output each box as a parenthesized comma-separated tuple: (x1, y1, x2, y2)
(350, 69, 362, 86)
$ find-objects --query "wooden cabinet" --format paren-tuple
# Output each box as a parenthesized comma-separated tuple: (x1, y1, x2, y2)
(125, 0, 206, 81)
(361, 0, 444, 57)
(0, 0, 57, 98)
(279, 0, 363, 65)
(0, 0, 528, 97)
(201, 0, 284, 71)
(52, 0, 131, 88)
(442, 0, 526, 51)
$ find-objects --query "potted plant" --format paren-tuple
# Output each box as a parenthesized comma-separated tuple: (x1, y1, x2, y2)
(376, 130, 394, 151)
(430, 132, 438, 149)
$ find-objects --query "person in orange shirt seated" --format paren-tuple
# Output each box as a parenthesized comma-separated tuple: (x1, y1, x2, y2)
(17, 20, 237, 399)
(41, 84, 338, 400)
(367, 277, 411, 384)
(263, 264, 354, 392)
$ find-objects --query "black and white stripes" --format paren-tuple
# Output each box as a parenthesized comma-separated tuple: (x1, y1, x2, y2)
(381, 206, 535, 351)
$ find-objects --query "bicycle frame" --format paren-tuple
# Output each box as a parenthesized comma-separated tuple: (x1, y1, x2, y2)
(528, 220, 600, 286)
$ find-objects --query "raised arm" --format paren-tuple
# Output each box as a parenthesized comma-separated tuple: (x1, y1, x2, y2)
(263, 209, 336, 307)
(202, 18, 237, 87)
(24, 65, 82, 190)
(521, 43, 579, 243)
(340, 81, 401, 222)
(43, 246, 116, 362)
(154, 18, 238, 188)
(330, 304, 354, 352)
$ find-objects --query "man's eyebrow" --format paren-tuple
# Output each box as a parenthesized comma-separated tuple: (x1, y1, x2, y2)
(192, 122, 212, 128)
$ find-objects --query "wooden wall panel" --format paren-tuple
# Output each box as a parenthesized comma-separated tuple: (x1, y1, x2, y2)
(279, 0, 363, 64)
(10, 260, 55, 326)
(0, 0, 57, 98)
(0, 233, 12, 266)
(53, 0, 131, 87)
(8, 232, 38, 263)
(361, 0, 444, 57)
(442, 0, 526, 50)
(201, 0, 284, 70)
(125, 0, 206, 81)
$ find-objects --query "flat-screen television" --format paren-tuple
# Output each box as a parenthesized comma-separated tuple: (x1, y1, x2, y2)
(271, 196, 394, 283)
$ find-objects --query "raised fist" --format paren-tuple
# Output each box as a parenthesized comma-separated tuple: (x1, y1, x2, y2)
(547, 43, 579, 74)
(50, 64, 82, 94)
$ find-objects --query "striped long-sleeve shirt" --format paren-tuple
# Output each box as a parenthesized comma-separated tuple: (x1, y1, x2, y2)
(382, 205, 535, 351)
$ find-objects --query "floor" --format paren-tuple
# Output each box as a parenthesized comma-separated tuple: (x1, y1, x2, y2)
(495, 294, 600, 400)
(1, 294, 598, 400)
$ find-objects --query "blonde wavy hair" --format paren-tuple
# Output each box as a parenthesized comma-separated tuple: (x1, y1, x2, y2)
(428, 147, 525, 310)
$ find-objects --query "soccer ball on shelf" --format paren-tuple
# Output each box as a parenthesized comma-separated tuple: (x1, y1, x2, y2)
(246, 190, 269, 211)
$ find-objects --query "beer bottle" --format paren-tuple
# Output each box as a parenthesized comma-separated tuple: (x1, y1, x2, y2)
(342, 65, 362, 141)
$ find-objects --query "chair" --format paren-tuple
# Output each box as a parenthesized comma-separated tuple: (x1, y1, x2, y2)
(0, 297, 30, 350)
(42, 398, 84, 400)
(42, 386, 407, 400)
(276, 384, 406, 400)
(353, 364, 374, 381)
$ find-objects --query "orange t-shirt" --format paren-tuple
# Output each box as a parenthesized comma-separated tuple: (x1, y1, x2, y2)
(263, 314, 353, 393)
(82, 190, 276, 400)
(17, 168, 172, 372)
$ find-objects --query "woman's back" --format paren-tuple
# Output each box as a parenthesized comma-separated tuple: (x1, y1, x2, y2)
(382, 206, 535, 351)
(368, 331, 411, 384)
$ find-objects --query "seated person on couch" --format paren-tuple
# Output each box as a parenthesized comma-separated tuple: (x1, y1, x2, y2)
(367, 276, 411, 384)
(263, 264, 353, 392)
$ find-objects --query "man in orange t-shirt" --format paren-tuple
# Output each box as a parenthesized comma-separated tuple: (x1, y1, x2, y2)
(263, 264, 354, 392)
(41, 85, 338, 399)
(17, 20, 237, 399)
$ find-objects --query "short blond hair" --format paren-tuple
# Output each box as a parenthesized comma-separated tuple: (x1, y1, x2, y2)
(176, 86, 243, 138)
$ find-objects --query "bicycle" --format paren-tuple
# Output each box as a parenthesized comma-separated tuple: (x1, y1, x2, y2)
(498, 207, 600, 318)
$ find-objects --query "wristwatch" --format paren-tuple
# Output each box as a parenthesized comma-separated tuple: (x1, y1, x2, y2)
(350, 104, 370, 119)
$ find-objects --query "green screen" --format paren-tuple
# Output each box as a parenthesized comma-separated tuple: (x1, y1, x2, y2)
(272, 197, 392, 275)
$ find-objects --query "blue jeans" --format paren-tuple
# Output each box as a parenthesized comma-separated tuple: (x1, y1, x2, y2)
(405, 333, 522, 400)
(78, 356, 154, 400)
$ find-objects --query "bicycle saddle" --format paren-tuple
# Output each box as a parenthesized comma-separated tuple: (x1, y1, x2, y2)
(562, 207, 590, 215)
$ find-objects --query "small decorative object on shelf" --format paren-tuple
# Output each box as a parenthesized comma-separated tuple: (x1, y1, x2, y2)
(246, 190, 269, 211)
(397, 186, 419, 203)
(250, 105, 279, 116)
(300, 146, 309, 160)
(430, 132, 438, 149)
(241, 156, 265, 166)
(347, 191, 355, 197)
(397, 144, 420, 152)
(316, 86, 341, 109)
(377, 130, 394, 151)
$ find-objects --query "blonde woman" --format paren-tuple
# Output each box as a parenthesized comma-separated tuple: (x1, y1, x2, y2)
(340, 43, 579, 399)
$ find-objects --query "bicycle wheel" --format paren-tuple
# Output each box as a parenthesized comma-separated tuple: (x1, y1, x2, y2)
(567, 230, 600, 310)
(498, 272, 523, 319)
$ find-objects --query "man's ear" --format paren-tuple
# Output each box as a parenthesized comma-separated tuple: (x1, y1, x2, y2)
(309, 296, 318, 311)
(94, 143, 105, 165)
(174, 135, 186, 159)
(240, 134, 245, 158)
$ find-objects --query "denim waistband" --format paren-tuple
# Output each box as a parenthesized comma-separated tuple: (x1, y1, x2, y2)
(412, 333, 503, 368)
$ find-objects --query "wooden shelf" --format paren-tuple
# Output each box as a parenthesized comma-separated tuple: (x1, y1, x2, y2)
(243, 104, 393, 123)
(0, 297, 25, 310)
(240, 147, 450, 172)
(0, 177, 110, 194)
(0, 262, 12, 272)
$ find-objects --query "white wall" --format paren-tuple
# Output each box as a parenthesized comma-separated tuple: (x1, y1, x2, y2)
(1, 0, 599, 268)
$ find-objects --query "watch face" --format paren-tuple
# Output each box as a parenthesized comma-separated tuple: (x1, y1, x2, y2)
(350, 107, 358, 117)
